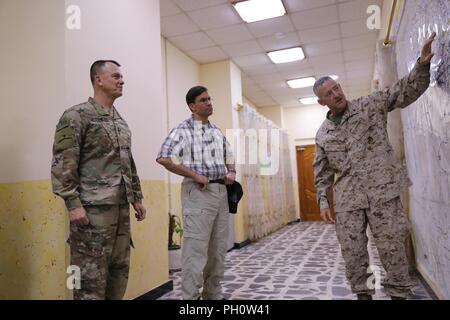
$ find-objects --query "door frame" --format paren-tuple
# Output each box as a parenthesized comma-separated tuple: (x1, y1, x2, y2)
(296, 144, 316, 221)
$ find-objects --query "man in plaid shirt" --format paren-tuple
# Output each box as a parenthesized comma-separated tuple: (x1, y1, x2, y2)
(157, 86, 236, 300)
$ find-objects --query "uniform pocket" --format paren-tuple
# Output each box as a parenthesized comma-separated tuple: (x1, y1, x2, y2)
(116, 119, 132, 149)
(68, 224, 107, 257)
(182, 208, 207, 241)
(348, 119, 370, 141)
(324, 144, 347, 170)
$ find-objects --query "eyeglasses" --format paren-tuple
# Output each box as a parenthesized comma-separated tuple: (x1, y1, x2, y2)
(323, 84, 341, 98)
(196, 97, 213, 104)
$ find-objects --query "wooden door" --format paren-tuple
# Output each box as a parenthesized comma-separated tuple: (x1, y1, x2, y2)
(296, 145, 334, 221)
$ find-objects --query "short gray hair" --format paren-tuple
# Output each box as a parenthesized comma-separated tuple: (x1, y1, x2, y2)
(313, 76, 334, 96)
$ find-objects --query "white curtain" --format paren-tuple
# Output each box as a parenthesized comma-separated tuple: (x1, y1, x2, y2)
(238, 105, 296, 241)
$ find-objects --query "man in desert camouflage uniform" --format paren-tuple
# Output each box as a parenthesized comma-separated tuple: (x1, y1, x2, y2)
(51, 60, 146, 300)
(313, 33, 436, 300)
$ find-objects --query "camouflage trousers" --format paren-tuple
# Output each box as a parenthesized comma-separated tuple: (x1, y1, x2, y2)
(68, 204, 131, 300)
(335, 196, 412, 298)
(181, 178, 229, 300)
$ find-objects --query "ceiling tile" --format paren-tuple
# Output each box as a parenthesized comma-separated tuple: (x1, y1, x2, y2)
(232, 53, 271, 68)
(340, 19, 377, 38)
(161, 0, 380, 109)
(343, 47, 375, 62)
(161, 0, 181, 17)
(274, 59, 311, 73)
(313, 66, 346, 79)
(241, 64, 278, 76)
(309, 52, 344, 69)
(280, 68, 315, 80)
(345, 59, 374, 72)
(246, 90, 271, 100)
(257, 32, 301, 52)
(284, 0, 336, 12)
(242, 84, 263, 94)
(291, 5, 339, 30)
(342, 33, 377, 50)
(161, 13, 200, 37)
(252, 98, 277, 107)
(298, 24, 340, 44)
(186, 46, 228, 64)
(168, 32, 215, 52)
(206, 24, 254, 45)
(251, 73, 285, 84)
(303, 39, 342, 57)
(247, 15, 295, 38)
(338, 0, 382, 22)
(186, 4, 241, 30)
(273, 97, 301, 106)
(173, 0, 228, 11)
(221, 40, 263, 56)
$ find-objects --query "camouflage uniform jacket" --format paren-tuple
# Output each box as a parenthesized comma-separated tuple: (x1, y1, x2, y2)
(313, 59, 430, 212)
(51, 97, 143, 210)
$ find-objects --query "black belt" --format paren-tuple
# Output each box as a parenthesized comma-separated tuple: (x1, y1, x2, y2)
(209, 179, 225, 184)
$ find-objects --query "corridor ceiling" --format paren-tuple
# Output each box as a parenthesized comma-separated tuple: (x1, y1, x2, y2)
(161, 0, 382, 108)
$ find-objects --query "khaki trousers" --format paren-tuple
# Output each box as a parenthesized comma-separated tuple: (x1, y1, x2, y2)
(181, 178, 229, 300)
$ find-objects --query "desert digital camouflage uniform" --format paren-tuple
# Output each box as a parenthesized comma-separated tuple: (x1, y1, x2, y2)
(313, 59, 430, 297)
(51, 97, 143, 300)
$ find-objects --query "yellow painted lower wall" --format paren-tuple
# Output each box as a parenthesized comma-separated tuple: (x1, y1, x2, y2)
(0, 180, 68, 299)
(0, 179, 168, 300)
(125, 180, 169, 299)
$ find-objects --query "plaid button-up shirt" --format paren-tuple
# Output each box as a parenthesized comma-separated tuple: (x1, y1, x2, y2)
(157, 116, 234, 180)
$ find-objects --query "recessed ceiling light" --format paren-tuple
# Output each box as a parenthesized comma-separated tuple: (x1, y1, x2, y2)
(299, 97, 319, 105)
(267, 47, 305, 64)
(330, 75, 339, 80)
(287, 76, 315, 88)
(233, 0, 286, 23)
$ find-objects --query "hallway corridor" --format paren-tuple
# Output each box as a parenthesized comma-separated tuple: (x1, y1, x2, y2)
(160, 222, 435, 300)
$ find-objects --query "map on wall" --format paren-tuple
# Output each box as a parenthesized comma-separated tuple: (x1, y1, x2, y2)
(396, 0, 450, 298)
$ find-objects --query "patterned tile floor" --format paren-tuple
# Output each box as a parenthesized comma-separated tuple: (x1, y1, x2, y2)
(159, 221, 434, 300)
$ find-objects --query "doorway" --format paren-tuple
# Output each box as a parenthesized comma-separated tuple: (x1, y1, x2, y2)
(296, 145, 334, 221)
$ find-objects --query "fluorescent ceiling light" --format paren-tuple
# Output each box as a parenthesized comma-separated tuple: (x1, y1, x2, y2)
(287, 76, 315, 88)
(267, 47, 305, 64)
(233, 0, 286, 23)
(299, 97, 319, 105)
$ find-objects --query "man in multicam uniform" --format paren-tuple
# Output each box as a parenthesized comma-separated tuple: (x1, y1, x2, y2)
(51, 60, 146, 300)
(313, 33, 436, 300)
(156, 86, 236, 300)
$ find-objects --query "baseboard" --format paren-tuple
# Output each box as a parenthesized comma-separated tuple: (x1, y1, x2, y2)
(415, 261, 446, 300)
(233, 239, 251, 249)
(134, 280, 173, 300)
(288, 219, 301, 225)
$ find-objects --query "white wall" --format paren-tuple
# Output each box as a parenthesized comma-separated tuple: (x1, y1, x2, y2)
(161, 38, 200, 183)
(258, 106, 284, 128)
(282, 104, 329, 219)
(0, 0, 65, 183)
(64, 0, 164, 180)
(283, 105, 328, 145)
